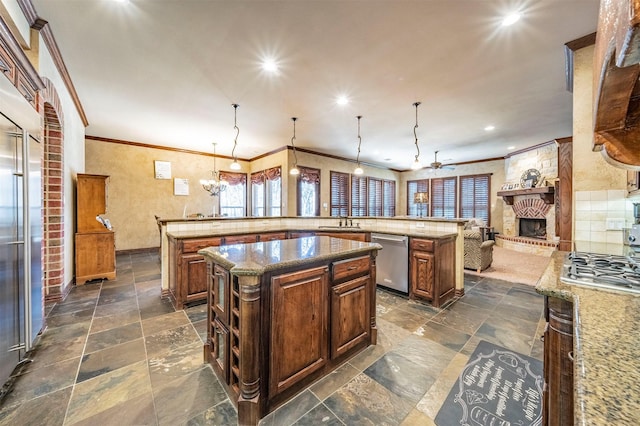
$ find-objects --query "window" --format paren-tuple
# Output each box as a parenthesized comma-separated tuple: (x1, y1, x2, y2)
(431, 177, 457, 218)
(383, 180, 396, 217)
(459, 174, 490, 224)
(351, 175, 367, 217)
(297, 167, 320, 216)
(407, 179, 429, 216)
(330, 171, 349, 216)
(367, 178, 383, 216)
(219, 172, 246, 217)
(251, 167, 281, 217)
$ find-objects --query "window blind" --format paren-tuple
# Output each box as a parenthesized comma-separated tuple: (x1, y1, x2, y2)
(383, 179, 396, 217)
(431, 177, 457, 218)
(367, 178, 383, 216)
(330, 171, 349, 217)
(351, 175, 368, 217)
(459, 174, 490, 223)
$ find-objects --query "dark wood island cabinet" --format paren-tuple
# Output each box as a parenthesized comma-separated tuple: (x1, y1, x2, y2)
(409, 235, 456, 307)
(543, 296, 574, 426)
(199, 236, 381, 425)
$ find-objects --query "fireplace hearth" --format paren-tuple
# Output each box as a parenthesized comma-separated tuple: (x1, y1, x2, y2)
(519, 218, 547, 239)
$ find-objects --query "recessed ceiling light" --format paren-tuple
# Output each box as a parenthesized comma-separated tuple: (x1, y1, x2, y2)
(261, 58, 278, 73)
(484, 125, 495, 131)
(507, 146, 516, 150)
(112, 0, 129, 3)
(501, 12, 521, 26)
(336, 95, 349, 106)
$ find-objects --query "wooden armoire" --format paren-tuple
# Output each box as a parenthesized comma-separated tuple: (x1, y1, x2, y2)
(75, 174, 116, 284)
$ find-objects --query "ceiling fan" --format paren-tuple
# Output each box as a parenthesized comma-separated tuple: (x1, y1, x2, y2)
(425, 151, 455, 171)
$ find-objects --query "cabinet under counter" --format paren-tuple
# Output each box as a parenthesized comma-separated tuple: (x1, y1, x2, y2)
(199, 236, 381, 426)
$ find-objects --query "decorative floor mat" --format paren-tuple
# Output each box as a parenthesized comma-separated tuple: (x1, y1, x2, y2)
(435, 340, 543, 426)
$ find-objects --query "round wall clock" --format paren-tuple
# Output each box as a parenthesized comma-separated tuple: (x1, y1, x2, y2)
(520, 168, 541, 188)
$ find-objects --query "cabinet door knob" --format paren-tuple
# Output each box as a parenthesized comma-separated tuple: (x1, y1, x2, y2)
(540, 334, 544, 342)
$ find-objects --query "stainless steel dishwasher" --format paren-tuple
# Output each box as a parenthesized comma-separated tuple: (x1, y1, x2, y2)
(371, 233, 409, 293)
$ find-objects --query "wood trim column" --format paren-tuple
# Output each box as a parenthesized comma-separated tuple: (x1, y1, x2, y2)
(556, 137, 573, 251)
(237, 274, 262, 426)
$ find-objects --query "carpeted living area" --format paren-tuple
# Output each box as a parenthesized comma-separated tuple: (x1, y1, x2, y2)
(464, 246, 552, 286)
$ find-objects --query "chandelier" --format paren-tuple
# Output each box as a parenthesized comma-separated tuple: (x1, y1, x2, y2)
(411, 101, 423, 170)
(200, 142, 228, 196)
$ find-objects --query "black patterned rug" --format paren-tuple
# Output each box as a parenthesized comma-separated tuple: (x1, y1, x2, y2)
(435, 340, 543, 426)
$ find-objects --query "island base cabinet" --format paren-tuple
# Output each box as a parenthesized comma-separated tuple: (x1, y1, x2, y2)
(409, 236, 456, 307)
(331, 275, 370, 359)
(543, 296, 574, 426)
(410, 250, 435, 300)
(270, 266, 329, 397)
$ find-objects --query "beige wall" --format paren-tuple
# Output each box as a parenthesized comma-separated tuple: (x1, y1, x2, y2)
(400, 160, 505, 233)
(87, 139, 507, 250)
(572, 45, 639, 252)
(85, 139, 250, 250)
(284, 149, 400, 217)
(572, 45, 626, 192)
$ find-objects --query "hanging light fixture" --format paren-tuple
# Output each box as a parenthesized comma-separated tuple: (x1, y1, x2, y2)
(200, 142, 228, 196)
(354, 115, 364, 175)
(229, 103, 241, 170)
(411, 101, 423, 170)
(289, 117, 300, 175)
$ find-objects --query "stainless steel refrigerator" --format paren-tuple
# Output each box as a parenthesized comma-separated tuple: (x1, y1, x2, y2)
(1, 111, 43, 388)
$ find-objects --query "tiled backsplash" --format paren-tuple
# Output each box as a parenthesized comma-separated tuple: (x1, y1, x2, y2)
(574, 190, 636, 246)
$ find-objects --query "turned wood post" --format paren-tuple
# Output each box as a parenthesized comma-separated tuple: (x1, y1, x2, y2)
(237, 274, 262, 426)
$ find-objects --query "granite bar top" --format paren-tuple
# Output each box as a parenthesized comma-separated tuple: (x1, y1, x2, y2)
(199, 236, 382, 276)
(167, 228, 457, 240)
(158, 215, 466, 224)
(535, 251, 640, 425)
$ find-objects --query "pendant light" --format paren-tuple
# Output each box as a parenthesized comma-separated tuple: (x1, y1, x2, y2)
(289, 117, 300, 175)
(229, 103, 241, 170)
(200, 142, 228, 196)
(354, 115, 363, 175)
(411, 101, 423, 170)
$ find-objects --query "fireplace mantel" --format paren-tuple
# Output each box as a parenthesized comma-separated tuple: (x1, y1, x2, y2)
(497, 186, 555, 205)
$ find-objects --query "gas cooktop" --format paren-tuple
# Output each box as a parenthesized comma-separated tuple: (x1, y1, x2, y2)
(560, 252, 640, 294)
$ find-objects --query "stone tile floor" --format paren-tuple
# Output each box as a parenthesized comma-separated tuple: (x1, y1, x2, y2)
(0, 251, 545, 425)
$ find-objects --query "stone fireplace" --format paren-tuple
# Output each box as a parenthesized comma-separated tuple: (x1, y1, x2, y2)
(497, 142, 559, 256)
(498, 194, 558, 255)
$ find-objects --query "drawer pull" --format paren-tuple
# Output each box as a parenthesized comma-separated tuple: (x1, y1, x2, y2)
(347, 266, 358, 270)
(567, 351, 574, 362)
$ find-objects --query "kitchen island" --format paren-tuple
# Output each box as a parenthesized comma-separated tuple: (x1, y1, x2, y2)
(199, 236, 381, 425)
(536, 251, 640, 425)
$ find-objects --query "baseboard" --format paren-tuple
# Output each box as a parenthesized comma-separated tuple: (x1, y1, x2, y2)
(116, 247, 159, 255)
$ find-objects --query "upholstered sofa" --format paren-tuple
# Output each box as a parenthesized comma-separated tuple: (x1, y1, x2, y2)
(463, 219, 495, 273)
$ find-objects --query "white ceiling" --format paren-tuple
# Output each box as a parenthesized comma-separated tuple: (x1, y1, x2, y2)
(31, 0, 600, 171)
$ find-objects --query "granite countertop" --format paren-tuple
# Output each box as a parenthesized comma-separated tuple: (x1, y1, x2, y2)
(166, 227, 458, 240)
(198, 236, 382, 276)
(157, 215, 467, 224)
(535, 251, 640, 424)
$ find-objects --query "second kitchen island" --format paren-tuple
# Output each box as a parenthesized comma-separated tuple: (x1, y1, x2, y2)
(199, 236, 381, 425)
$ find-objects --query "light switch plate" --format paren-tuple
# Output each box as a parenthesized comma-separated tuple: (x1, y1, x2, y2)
(416, 222, 425, 228)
